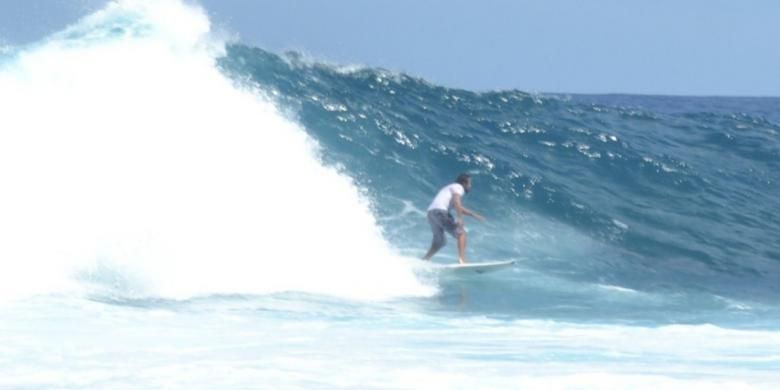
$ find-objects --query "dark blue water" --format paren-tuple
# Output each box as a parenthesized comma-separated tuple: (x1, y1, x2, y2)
(219, 46, 780, 325)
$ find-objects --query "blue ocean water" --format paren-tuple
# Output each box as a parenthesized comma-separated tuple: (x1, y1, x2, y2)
(1, 1, 779, 388)
(218, 47, 780, 324)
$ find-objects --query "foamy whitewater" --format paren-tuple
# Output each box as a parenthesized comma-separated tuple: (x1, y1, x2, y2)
(0, 0, 429, 302)
(1, 1, 779, 388)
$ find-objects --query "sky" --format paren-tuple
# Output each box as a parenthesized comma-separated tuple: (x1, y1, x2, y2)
(1, 0, 778, 96)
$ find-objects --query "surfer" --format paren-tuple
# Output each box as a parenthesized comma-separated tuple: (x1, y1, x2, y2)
(422, 173, 486, 264)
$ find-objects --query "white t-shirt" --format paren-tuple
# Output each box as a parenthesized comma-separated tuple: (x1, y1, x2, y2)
(427, 183, 465, 211)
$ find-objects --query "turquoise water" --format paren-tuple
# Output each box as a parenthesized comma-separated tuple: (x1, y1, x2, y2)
(1, 1, 778, 388)
(219, 46, 780, 325)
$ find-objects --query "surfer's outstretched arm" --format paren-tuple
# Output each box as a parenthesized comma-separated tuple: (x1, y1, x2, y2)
(452, 194, 486, 224)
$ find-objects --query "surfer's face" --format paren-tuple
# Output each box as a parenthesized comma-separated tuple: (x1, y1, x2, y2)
(463, 178, 472, 193)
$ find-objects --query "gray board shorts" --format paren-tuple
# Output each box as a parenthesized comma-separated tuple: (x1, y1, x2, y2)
(427, 209, 465, 247)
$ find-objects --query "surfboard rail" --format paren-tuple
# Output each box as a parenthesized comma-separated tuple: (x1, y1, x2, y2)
(436, 260, 515, 274)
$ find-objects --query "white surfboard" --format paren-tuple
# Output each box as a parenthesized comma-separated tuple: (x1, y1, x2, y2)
(437, 260, 515, 274)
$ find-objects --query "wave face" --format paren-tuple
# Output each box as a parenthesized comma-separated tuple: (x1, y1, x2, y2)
(219, 46, 780, 314)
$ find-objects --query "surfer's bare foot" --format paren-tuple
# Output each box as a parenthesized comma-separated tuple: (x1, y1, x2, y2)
(459, 258, 467, 264)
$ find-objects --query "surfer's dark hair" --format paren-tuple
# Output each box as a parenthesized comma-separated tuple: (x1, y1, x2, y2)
(455, 173, 471, 186)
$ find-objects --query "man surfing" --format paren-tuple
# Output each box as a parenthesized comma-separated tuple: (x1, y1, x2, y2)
(422, 173, 486, 264)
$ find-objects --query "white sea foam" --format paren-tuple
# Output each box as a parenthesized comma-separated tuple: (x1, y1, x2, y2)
(3, 300, 778, 389)
(0, 0, 434, 302)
